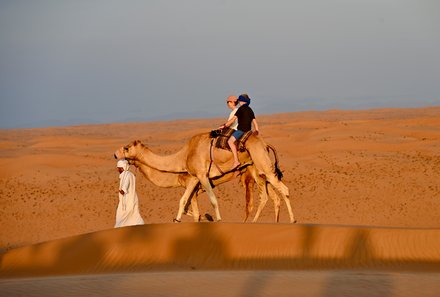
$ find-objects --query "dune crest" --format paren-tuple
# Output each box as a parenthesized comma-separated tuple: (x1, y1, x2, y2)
(1, 223, 440, 278)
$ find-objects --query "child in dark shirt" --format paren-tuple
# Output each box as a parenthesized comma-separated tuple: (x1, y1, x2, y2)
(219, 94, 259, 170)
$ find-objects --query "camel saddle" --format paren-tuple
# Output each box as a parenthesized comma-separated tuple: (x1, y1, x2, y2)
(210, 128, 253, 152)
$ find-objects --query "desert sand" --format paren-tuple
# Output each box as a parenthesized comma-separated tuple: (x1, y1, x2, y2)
(1, 106, 440, 296)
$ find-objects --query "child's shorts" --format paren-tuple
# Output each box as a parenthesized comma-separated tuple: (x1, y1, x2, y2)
(232, 130, 245, 140)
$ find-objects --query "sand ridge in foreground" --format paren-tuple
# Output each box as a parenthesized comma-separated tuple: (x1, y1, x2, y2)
(1, 223, 440, 278)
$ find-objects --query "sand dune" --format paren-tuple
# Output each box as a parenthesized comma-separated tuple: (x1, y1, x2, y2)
(1, 223, 440, 278)
(1, 107, 440, 295)
(1, 223, 440, 296)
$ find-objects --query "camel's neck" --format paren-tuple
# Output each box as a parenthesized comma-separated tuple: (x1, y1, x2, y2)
(136, 163, 181, 188)
(135, 145, 188, 173)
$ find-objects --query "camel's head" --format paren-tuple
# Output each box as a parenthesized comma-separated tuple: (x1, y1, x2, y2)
(113, 147, 125, 160)
(114, 140, 144, 161)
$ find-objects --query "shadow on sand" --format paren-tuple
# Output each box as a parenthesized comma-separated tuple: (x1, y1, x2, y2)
(1, 223, 440, 296)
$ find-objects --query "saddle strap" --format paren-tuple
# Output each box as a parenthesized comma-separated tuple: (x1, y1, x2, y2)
(209, 138, 226, 177)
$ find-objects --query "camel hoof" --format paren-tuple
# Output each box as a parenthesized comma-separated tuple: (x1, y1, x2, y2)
(204, 213, 214, 222)
(173, 218, 181, 223)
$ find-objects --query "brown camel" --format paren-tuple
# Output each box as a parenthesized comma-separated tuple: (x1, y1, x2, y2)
(120, 132, 295, 223)
(135, 159, 260, 222)
(116, 147, 284, 222)
(115, 147, 260, 222)
(135, 159, 290, 223)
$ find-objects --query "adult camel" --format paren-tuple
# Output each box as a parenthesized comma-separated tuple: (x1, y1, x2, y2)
(115, 148, 261, 222)
(116, 148, 286, 222)
(120, 132, 296, 223)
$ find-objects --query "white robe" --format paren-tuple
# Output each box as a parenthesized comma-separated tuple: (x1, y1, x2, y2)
(115, 170, 144, 228)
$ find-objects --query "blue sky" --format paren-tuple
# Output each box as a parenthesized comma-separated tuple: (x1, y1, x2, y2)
(1, 0, 439, 129)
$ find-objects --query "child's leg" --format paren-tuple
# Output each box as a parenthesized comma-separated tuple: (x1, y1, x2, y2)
(228, 136, 240, 169)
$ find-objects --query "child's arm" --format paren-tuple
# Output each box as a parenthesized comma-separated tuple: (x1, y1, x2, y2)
(219, 115, 238, 129)
(252, 118, 259, 134)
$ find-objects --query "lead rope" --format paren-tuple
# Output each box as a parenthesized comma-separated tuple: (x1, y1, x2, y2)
(207, 138, 214, 178)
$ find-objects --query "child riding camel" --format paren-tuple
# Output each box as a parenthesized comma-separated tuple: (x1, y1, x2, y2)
(219, 94, 259, 171)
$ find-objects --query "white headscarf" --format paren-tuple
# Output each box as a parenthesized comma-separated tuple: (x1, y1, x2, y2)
(116, 159, 129, 171)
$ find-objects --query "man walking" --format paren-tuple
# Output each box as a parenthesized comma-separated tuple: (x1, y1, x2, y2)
(115, 159, 144, 228)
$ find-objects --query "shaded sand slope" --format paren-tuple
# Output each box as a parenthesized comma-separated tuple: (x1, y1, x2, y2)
(2, 270, 440, 297)
(1, 106, 440, 252)
(1, 223, 440, 278)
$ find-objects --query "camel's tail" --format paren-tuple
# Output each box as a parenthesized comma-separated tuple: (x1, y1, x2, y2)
(267, 144, 283, 181)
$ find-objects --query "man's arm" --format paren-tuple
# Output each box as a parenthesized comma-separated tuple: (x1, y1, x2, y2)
(119, 173, 130, 195)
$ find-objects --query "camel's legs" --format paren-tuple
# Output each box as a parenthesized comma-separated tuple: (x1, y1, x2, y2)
(247, 167, 282, 223)
(183, 185, 201, 222)
(198, 175, 222, 221)
(175, 177, 201, 222)
(266, 175, 296, 223)
(267, 184, 281, 222)
(241, 170, 255, 222)
(252, 181, 283, 223)
(189, 195, 201, 222)
(246, 138, 294, 223)
(251, 172, 270, 223)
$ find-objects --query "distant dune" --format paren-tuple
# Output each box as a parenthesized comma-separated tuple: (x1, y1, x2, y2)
(1, 107, 440, 296)
(1, 106, 439, 250)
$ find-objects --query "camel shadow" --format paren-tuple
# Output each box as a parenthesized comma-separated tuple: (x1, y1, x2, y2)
(236, 226, 395, 297)
(238, 272, 272, 297)
(0, 224, 152, 277)
(322, 229, 393, 297)
(171, 223, 230, 270)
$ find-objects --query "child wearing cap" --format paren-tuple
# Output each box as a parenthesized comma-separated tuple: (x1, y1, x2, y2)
(219, 94, 259, 170)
